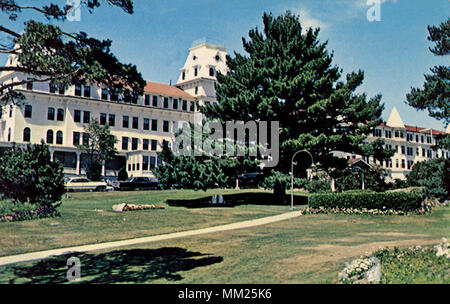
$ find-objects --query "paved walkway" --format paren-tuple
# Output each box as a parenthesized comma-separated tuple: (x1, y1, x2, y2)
(0, 211, 302, 266)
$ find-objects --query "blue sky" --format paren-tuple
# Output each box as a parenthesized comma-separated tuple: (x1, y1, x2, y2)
(1, 0, 449, 130)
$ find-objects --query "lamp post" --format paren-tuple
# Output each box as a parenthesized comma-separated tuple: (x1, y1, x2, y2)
(291, 150, 313, 210)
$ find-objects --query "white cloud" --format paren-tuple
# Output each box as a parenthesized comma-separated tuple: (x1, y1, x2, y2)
(289, 7, 328, 33)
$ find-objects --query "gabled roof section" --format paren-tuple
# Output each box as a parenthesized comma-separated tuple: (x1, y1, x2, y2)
(386, 107, 405, 129)
(348, 158, 372, 169)
(144, 81, 194, 100)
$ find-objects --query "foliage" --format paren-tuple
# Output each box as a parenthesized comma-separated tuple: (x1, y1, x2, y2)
(373, 241, 450, 284)
(261, 171, 331, 194)
(77, 119, 118, 181)
(407, 158, 449, 201)
(406, 18, 449, 149)
(308, 191, 424, 212)
(0, 204, 60, 222)
(0, 140, 64, 207)
(334, 164, 391, 192)
(0, 0, 145, 105)
(202, 11, 390, 198)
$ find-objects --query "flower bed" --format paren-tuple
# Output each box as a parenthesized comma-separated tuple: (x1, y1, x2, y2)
(338, 238, 450, 284)
(0, 205, 60, 222)
(111, 203, 165, 212)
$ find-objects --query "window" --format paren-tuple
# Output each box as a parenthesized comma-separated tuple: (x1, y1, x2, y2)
(163, 120, 169, 132)
(9, 105, 13, 117)
(83, 86, 91, 98)
(108, 114, 115, 127)
(164, 97, 169, 108)
(59, 87, 65, 95)
(56, 131, 63, 145)
(143, 139, 149, 150)
(173, 99, 178, 110)
(151, 119, 158, 131)
(23, 128, 31, 142)
(83, 111, 90, 123)
(182, 100, 187, 111)
(132, 117, 139, 129)
(49, 84, 56, 93)
(194, 68, 198, 77)
(209, 67, 215, 77)
(150, 156, 156, 169)
(26, 81, 33, 90)
(122, 137, 129, 150)
(143, 118, 150, 130)
(401, 159, 405, 169)
(145, 95, 150, 106)
(427, 136, 432, 144)
(73, 132, 80, 146)
(82, 133, 89, 146)
(422, 148, 426, 157)
(401, 146, 405, 155)
(46, 130, 54, 144)
(57, 109, 64, 121)
(75, 84, 82, 96)
(74, 110, 81, 123)
(394, 131, 399, 138)
(128, 164, 131, 171)
(143, 156, 149, 171)
(100, 113, 107, 125)
(152, 96, 158, 107)
(195, 87, 198, 95)
(132, 138, 138, 150)
(47, 108, 55, 120)
(182, 71, 186, 80)
(123, 116, 129, 128)
(415, 135, 419, 142)
(190, 101, 195, 112)
(101, 88, 109, 100)
(24, 105, 32, 118)
(151, 139, 158, 151)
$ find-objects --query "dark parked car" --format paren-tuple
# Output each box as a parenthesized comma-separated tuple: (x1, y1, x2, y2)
(118, 177, 159, 191)
(236, 172, 264, 189)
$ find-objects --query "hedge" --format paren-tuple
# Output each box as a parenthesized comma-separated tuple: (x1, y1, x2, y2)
(308, 191, 424, 212)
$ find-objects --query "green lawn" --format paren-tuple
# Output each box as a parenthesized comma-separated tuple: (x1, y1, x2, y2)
(0, 189, 292, 257)
(0, 190, 448, 284)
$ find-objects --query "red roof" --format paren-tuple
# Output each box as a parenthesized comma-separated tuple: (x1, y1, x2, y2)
(144, 81, 194, 100)
(378, 122, 444, 136)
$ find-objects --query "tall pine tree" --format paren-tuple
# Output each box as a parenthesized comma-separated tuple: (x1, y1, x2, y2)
(406, 18, 449, 149)
(203, 11, 388, 198)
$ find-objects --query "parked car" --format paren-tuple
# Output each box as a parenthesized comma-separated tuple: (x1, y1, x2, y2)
(118, 177, 160, 191)
(236, 172, 264, 189)
(103, 176, 120, 190)
(64, 177, 111, 192)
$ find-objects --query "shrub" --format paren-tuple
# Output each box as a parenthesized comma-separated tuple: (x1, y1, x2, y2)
(0, 141, 64, 207)
(308, 191, 424, 212)
(407, 158, 449, 201)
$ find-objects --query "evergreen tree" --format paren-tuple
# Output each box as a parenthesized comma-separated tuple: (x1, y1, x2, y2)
(203, 11, 389, 198)
(0, 1, 145, 104)
(406, 18, 449, 149)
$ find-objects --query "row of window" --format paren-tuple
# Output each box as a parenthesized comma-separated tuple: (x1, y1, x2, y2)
(121, 137, 159, 151)
(128, 156, 161, 172)
(22, 128, 63, 145)
(373, 128, 434, 144)
(181, 67, 216, 80)
(26, 82, 196, 112)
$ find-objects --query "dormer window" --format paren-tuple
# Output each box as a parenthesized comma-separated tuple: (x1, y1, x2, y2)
(194, 68, 198, 77)
(215, 55, 220, 61)
(209, 67, 215, 77)
(182, 71, 186, 80)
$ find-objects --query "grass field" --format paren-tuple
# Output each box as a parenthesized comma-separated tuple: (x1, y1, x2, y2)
(0, 189, 293, 257)
(0, 190, 448, 284)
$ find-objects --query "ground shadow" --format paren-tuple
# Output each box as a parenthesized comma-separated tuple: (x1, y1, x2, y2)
(166, 192, 308, 208)
(6, 247, 223, 284)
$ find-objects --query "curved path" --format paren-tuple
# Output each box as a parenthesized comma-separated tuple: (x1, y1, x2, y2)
(0, 210, 302, 266)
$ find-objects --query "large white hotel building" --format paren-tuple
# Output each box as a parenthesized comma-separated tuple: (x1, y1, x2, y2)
(0, 42, 448, 180)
